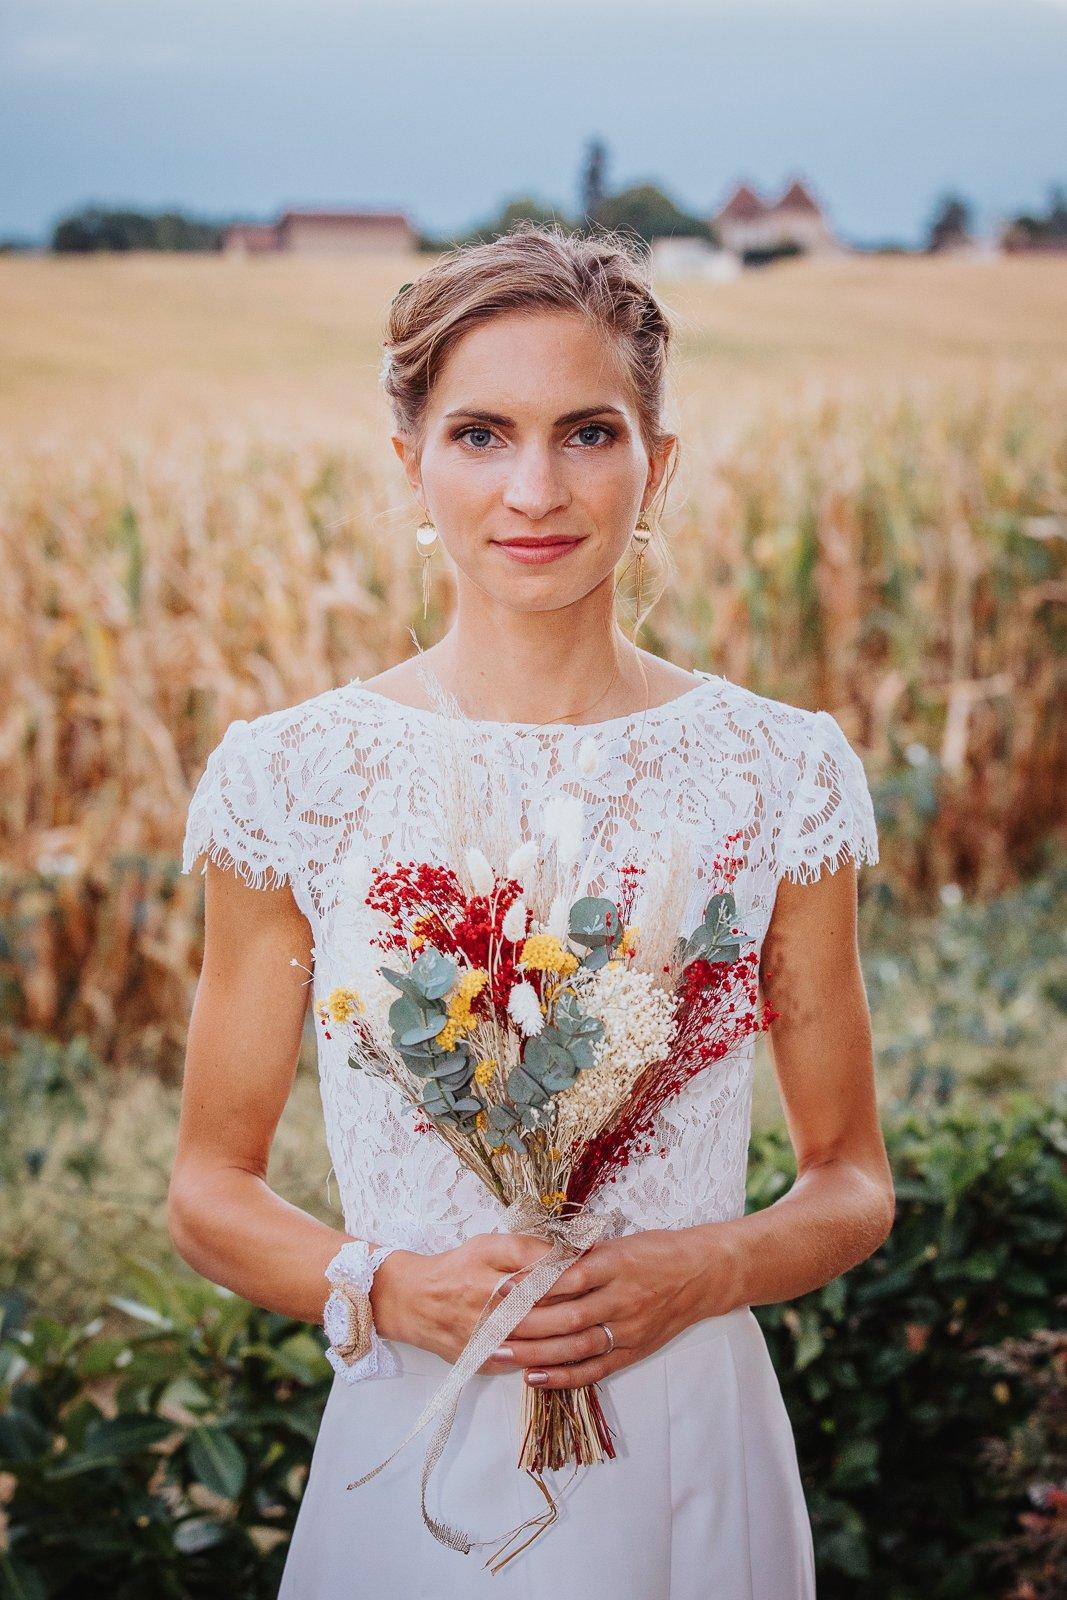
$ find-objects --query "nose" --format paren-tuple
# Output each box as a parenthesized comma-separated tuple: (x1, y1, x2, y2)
(500, 443, 570, 521)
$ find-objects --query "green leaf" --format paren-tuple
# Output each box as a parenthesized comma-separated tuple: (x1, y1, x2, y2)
(187, 1424, 247, 1499)
(174, 1516, 229, 1554)
(45, 1413, 175, 1477)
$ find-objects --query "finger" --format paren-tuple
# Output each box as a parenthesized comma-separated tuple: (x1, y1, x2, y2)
(500, 1319, 622, 1372)
(503, 1288, 616, 1342)
(522, 1350, 623, 1389)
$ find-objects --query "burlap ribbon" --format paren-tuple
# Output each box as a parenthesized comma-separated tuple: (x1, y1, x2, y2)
(345, 1192, 623, 1561)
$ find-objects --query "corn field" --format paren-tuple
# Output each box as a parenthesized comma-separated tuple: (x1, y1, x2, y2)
(0, 252, 1064, 1070)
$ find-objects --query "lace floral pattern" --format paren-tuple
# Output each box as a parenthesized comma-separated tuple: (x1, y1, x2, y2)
(181, 671, 879, 1256)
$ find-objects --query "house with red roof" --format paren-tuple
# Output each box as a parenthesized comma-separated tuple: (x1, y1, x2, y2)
(712, 178, 841, 260)
(223, 209, 418, 257)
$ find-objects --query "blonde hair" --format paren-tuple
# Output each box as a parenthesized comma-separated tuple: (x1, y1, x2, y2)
(380, 220, 680, 629)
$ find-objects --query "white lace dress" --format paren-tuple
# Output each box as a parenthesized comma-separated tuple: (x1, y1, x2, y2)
(181, 668, 879, 1599)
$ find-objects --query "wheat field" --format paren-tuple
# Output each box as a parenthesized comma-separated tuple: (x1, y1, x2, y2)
(0, 251, 1064, 1071)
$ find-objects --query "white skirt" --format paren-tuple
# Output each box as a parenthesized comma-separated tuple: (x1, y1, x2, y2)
(278, 1305, 816, 1599)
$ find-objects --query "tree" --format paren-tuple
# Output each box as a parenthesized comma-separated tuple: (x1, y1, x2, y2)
(580, 137, 608, 225)
(437, 196, 577, 249)
(51, 205, 223, 253)
(925, 193, 974, 254)
(589, 183, 715, 247)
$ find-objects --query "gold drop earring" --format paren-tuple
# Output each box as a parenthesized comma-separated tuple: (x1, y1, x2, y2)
(414, 519, 438, 620)
(631, 513, 653, 624)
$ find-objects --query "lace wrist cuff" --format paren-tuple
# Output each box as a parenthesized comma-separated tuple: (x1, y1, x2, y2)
(322, 1240, 401, 1383)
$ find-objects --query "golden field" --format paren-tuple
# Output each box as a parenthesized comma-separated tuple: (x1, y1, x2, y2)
(0, 251, 1064, 1078)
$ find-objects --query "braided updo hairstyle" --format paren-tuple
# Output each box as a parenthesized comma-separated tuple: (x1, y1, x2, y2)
(379, 220, 680, 627)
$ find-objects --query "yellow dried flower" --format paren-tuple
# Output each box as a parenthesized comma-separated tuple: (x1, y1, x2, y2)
(619, 924, 639, 956)
(539, 1189, 568, 1210)
(473, 1057, 498, 1087)
(520, 934, 579, 976)
(475, 1109, 489, 1131)
(435, 966, 490, 1049)
(325, 986, 364, 1024)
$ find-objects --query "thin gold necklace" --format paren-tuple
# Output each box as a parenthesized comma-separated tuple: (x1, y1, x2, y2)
(509, 647, 650, 730)
(409, 636, 652, 730)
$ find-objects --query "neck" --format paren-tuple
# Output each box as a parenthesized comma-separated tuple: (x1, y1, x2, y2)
(423, 578, 645, 723)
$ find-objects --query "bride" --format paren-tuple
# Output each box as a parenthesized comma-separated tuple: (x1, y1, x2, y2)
(170, 221, 894, 1597)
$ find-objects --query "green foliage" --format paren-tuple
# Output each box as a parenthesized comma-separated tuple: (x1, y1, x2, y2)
(1, 1093, 1062, 1596)
(863, 859, 1067, 1102)
(50, 207, 224, 254)
(0, 1262, 331, 1598)
(750, 1089, 1067, 1598)
(435, 179, 715, 250)
(587, 182, 717, 246)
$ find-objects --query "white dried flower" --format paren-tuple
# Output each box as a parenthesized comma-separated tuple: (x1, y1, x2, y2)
(465, 846, 495, 896)
(545, 892, 570, 943)
(576, 735, 602, 779)
(501, 896, 528, 941)
(543, 794, 584, 863)
(506, 839, 539, 882)
(553, 963, 677, 1150)
(507, 978, 545, 1037)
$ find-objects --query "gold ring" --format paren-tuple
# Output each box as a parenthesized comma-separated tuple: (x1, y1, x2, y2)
(600, 1322, 615, 1353)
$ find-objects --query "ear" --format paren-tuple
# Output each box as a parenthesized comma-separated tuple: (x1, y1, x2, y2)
(642, 433, 678, 511)
(391, 431, 423, 503)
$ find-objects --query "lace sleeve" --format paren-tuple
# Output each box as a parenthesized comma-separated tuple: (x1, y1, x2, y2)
(181, 718, 295, 892)
(777, 709, 880, 885)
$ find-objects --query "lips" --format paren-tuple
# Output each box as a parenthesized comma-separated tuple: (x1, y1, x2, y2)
(491, 535, 584, 565)
(493, 537, 581, 548)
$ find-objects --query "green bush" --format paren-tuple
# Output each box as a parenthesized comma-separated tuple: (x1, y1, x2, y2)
(751, 1089, 1067, 1598)
(0, 1268, 329, 1599)
(1, 1092, 1063, 1599)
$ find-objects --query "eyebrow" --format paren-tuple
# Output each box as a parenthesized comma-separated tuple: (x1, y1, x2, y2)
(443, 404, 627, 427)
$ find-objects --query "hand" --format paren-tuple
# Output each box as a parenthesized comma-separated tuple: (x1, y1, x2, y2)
(370, 1232, 562, 1374)
(490, 1225, 739, 1390)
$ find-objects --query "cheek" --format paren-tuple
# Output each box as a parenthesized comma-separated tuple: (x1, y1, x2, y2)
(427, 453, 500, 518)
(577, 444, 646, 505)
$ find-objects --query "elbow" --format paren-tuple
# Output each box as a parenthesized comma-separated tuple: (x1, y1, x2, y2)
(881, 1171, 897, 1242)
(166, 1166, 204, 1269)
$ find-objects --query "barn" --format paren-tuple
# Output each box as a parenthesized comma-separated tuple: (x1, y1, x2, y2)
(223, 209, 418, 257)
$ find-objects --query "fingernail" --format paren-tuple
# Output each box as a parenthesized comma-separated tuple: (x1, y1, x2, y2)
(527, 1370, 548, 1384)
(492, 1346, 513, 1359)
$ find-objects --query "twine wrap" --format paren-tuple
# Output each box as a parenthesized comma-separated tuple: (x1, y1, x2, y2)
(345, 1193, 626, 1558)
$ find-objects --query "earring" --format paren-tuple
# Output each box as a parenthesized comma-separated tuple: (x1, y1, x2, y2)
(415, 520, 438, 620)
(630, 513, 654, 624)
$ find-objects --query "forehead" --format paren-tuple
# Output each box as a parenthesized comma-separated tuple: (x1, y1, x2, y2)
(429, 308, 631, 412)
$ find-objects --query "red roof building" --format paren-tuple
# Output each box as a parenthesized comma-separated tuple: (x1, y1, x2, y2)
(712, 178, 840, 259)
(223, 209, 418, 257)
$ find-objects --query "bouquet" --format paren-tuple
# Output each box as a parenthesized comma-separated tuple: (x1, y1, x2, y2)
(312, 668, 778, 1570)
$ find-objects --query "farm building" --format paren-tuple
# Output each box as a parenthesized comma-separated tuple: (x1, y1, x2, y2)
(223, 209, 418, 257)
(712, 179, 841, 260)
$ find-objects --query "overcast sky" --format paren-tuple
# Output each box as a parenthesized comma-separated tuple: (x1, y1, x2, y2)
(2, 0, 1064, 245)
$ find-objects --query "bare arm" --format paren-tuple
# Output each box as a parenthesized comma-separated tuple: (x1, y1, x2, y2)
(167, 857, 418, 1332)
(702, 858, 895, 1313)
(168, 856, 550, 1366)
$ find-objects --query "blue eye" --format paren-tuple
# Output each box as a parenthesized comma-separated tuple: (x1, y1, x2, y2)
(575, 423, 616, 446)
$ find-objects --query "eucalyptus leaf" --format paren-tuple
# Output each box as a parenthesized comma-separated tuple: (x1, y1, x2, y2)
(568, 896, 620, 948)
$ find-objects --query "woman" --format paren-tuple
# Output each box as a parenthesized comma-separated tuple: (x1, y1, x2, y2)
(171, 223, 894, 1598)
